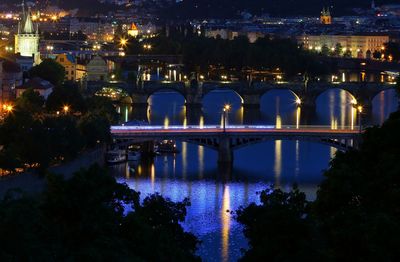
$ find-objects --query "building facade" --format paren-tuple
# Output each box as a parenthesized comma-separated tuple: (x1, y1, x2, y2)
(298, 34, 390, 58)
(14, 2, 40, 65)
(55, 54, 86, 81)
(86, 56, 108, 81)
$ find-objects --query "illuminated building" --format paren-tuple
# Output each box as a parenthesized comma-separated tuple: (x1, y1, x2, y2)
(86, 56, 109, 81)
(320, 7, 332, 25)
(298, 34, 389, 58)
(55, 54, 86, 81)
(14, 1, 40, 65)
(127, 23, 139, 37)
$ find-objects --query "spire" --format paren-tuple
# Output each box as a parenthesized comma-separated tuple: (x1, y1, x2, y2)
(21, 0, 25, 19)
(321, 7, 326, 15)
(22, 7, 34, 33)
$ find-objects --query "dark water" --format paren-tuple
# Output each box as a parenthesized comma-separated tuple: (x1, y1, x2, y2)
(111, 88, 398, 262)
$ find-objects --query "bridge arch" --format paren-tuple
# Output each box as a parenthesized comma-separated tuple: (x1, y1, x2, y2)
(202, 87, 244, 104)
(315, 87, 358, 106)
(370, 87, 397, 103)
(260, 88, 301, 101)
(259, 88, 301, 108)
(146, 87, 187, 103)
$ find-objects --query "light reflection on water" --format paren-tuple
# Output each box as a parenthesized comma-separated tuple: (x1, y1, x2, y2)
(112, 88, 398, 262)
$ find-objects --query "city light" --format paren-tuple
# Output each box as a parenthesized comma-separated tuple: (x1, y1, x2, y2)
(295, 98, 301, 106)
(63, 105, 70, 114)
(143, 44, 152, 50)
(357, 105, 363, 113)
(120, 38, 128, 48)
(2, 104, 13, 113)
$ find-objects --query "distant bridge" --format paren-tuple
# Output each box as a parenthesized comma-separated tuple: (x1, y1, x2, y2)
(129, 80, 397, 112)
(111, 125, 361, 165)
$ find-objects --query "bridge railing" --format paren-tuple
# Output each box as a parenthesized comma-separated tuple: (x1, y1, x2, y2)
(111, 125, 359, 132)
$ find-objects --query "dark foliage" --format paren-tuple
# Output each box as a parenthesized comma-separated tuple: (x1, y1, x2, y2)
(237, 111, 400, 261)
(125, 35, 333, 78)
(28, 59, 66, 86)
(0, 165, 200, 261)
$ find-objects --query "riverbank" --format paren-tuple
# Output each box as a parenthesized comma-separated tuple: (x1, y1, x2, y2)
(0, 146, 106, 197)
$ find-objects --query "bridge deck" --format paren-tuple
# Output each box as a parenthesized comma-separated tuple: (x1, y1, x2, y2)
(111, 125, 360, 136)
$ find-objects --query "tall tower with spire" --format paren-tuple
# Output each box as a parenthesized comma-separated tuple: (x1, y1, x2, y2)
(320, 7, 332, 25)
(15, 1, 40, 65)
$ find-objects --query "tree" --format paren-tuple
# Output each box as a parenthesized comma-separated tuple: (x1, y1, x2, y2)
(29, 59, 66, 86)
(334, 43, 343, 57)
(343, 49, 352, 58)
(321, 44, 330, 56)
(85, 96, 119, 124)
(15, 88, 45, 114)
(237, 111, 400, 261)
(236, 187, 324, 261)
(383, 42, 400, 62)
(46, 82, 86, 113)
(0, 165, 200, 261)
(373, 50, 382, 59)
(78, 113, 111, 148)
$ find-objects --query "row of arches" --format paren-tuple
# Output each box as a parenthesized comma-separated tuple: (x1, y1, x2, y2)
(141, 86, 396, 108)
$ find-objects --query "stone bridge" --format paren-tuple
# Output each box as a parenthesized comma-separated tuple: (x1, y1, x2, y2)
(126, 80, 397, 124)
(131, 80, 395, 109)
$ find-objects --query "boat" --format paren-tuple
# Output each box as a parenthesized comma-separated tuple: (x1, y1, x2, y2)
(127, 150, 141, 161)
(106, 149, 127, 164)
(155, 140, 180, 154)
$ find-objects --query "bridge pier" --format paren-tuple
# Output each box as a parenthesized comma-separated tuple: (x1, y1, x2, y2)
(141, 141, 155, 157)
(185, 103, 203, 125)
(298, 97, 317, 124)
(132, 103, 149, 122)
(218, 136, 233, 166)
(243, 105, 261, 124)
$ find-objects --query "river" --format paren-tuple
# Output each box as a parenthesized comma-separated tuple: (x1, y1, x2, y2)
(109, 88, 398, 262)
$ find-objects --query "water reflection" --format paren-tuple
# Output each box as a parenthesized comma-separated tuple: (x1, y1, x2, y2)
(221, 185, 231, 262)
(112, 88, 398, 262)
(274, 140, 282, 188)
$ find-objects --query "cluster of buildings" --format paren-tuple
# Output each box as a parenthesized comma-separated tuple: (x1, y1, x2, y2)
(203, 3, 400, 59)
(0, 2, 115, 107)
(1, 0, 399, 108)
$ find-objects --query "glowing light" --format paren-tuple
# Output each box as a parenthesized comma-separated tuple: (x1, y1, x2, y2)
(164, 116, 169, 129)
(223, 104, 231, 112)
(3, 104, 13, 113)
(295, 98, 301, 106)
(276, 115, 282, 129)
(357, 106, 363, 113)
(120, 38, 128, 47)
(63, 105, 70, 114)
(296, 107, 301, 129)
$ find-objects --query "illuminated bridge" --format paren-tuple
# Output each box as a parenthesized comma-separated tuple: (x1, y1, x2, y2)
(111, 125, 361, 164)
(126, 81, 397, 123)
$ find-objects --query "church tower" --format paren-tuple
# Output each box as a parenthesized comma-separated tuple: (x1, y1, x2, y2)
(320, 7, 332, 25)
(15, 1, 40, 65)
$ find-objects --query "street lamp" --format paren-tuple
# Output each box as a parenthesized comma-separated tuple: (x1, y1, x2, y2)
(357, 105, 363, 133)
(119, 38, 128, 48)
(63, 105, 70, 114)
(3, 104, 13, 113)
(222, 104, 231, 133)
